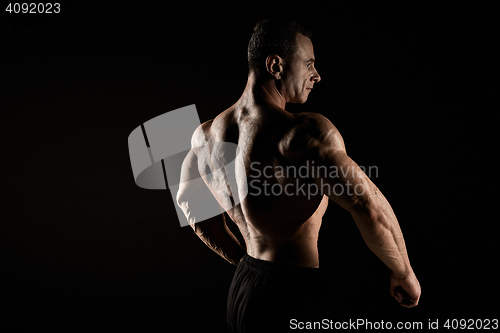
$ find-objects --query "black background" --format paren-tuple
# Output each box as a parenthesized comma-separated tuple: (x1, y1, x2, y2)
(1, 2, 495, 332)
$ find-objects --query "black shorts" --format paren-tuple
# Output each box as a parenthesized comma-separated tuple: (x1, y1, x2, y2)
(227, 254, 333, 333)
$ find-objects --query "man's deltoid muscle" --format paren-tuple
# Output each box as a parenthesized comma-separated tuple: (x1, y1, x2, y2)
(176, 19, 421, 333)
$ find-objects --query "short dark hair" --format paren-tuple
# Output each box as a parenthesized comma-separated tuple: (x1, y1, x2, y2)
(247, 19, 312, 74)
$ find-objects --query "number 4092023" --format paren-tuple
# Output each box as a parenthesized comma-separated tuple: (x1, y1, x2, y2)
(6, 3, 60, 14)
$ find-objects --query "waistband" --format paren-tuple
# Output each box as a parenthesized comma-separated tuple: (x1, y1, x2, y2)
(240, 254, 321, 275)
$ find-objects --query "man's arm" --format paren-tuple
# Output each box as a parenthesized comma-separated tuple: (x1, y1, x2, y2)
(176, 125, 246, 266)
(188, 210, 246, 266)
(303, 113, 421, 307)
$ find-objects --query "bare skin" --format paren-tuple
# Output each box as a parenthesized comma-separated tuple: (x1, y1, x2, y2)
(177, 33, 421, 307)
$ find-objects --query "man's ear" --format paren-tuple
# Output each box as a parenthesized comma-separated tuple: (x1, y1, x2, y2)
(265, 54, 284, 80)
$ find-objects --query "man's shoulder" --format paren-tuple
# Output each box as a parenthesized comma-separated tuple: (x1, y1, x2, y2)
(190, 108, 233, 145)
(192, 106, 241, 146)
(287, 112, 345, 155)
(292, 112, 340, 141)
(191, 119, 214, 148)
(295, 112, 337, 133)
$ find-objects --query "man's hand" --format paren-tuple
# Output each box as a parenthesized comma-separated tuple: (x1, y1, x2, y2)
(390, 271, 421, 308)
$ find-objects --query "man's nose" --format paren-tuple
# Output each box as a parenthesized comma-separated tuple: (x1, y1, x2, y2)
(312, 69, 321, 83)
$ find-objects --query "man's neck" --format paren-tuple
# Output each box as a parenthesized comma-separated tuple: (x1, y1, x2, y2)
(239, 72, 287, 110)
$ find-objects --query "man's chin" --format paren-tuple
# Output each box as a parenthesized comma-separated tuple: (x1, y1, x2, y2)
(290, 96, 309, 104)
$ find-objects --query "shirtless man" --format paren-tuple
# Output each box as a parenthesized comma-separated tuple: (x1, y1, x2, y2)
(176, 19, 420, 332)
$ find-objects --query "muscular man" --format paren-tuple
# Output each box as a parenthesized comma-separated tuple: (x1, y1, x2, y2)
(177, 19, 421, 332)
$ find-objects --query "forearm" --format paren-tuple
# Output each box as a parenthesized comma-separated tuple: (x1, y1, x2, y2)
(351, 191, 412, 277)
(191, 214, 246, 266)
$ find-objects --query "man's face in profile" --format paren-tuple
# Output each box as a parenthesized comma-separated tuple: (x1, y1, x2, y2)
(282, 33, 321, 104)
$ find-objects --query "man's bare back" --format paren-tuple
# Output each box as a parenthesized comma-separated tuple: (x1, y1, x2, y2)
(195, 103, 330, 268)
